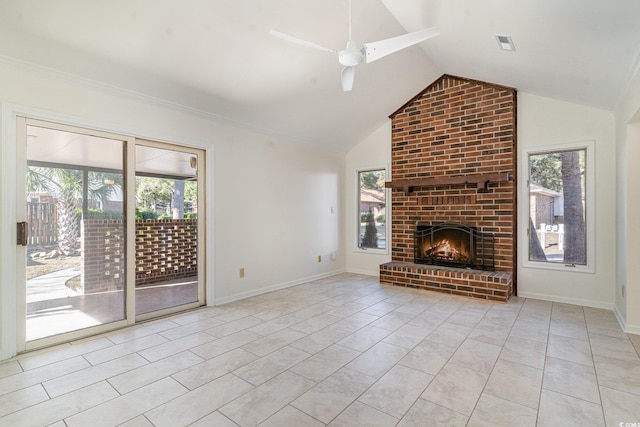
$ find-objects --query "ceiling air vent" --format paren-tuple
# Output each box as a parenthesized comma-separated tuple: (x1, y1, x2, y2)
(495, 34, 515, 51)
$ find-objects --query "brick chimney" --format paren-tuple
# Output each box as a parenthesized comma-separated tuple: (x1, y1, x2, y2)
(380, 75, 517, 301)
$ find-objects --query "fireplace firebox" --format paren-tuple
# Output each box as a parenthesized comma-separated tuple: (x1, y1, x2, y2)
(415, 222, 495, 271)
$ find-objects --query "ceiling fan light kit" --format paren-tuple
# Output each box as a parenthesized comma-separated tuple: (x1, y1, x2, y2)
(270, 0, 439, 91)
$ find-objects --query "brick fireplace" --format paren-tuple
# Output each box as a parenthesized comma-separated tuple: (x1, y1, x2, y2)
(380, 74, 516, 302)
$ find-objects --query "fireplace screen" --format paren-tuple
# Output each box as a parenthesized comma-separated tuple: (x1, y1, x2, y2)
(415, 223, 495, 270)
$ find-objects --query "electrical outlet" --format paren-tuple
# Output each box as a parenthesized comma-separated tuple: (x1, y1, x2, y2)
(317, 255, 322, 263)
(239, 268, 245, 278)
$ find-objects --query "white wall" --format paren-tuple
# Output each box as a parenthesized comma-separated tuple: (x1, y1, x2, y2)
(213, 134, 345, 303)
(0, 61, 345, 358)
(517, 92, 616, 309)
(621, 122, 640, 332)
(615, 118, 628, 324)
(615, 68, 640, 333)
(345, 121, 392, 276)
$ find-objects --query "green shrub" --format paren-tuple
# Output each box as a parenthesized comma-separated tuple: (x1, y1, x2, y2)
(137, 208, 158, 220)
(361, 211, 378, 248)
(76, 208, 123, 220)
(158, 213, 172, 220)
(184, 212, 197, 219)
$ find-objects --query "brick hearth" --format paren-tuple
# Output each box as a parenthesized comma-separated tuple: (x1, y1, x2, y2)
(380, 74, 517, 302)
(380, 262, 513, 302)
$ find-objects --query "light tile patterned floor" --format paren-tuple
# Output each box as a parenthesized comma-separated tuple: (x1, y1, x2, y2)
(1, 273, 640, 426)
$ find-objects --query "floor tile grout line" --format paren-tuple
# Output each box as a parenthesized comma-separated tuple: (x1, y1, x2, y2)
(2, 275, 636, 425)
(534, 299, 554, 427)
(582, 302, 609, 424)
(516, 299, 551, 426)
(261, 286, 412, 424)
(540, 302, 603, 424)
(460, 294, 527, 423)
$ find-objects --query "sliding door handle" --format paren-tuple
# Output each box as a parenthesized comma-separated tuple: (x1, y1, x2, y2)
(17, 222, 27, 246)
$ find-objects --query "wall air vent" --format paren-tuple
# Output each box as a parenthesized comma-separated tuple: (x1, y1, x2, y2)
(495, 34, 515, 51)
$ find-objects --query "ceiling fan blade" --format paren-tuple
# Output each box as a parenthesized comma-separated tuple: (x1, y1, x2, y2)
(363, 27, 440, 63)
(269, 29, 336, 54)
(341, 66, 356, 92)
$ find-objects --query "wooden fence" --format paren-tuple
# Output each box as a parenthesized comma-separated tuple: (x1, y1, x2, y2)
(26, 202, 57, 245)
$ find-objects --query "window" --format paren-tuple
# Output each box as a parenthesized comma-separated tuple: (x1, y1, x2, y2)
(356, 168, 387, 252)
(524, 141, 594, 272)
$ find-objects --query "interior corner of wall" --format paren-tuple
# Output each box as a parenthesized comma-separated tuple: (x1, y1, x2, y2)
(613, 297, 626, 326)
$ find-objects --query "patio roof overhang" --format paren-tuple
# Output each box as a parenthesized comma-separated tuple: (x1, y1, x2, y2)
(27, 125, 197, 180)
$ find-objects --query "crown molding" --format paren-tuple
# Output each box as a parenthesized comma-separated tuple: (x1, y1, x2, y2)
(0, 53, 326, 148)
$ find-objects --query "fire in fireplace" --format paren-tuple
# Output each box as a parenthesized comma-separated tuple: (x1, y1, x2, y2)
(415, 222, 495, 270)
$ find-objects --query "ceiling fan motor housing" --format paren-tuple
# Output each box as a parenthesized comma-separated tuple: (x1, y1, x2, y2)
(338, 40, 364, 66)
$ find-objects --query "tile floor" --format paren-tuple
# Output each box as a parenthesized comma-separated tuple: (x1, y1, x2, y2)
(1, 273, 640, 426)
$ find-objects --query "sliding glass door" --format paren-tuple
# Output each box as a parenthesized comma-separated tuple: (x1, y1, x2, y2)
(22, 119, 128, 345)
(134, 142, 205, 318)
(16, 118, 205, 351)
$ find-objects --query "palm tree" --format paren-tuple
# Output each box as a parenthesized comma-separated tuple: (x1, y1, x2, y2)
(28, 167, 82, 255)
(88, 171, 123, 210)
(27, 166, 122, 255)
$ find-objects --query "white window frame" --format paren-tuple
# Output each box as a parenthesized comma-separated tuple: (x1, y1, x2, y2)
(354, 165, 389, 255)
(520, 140, 595, 273)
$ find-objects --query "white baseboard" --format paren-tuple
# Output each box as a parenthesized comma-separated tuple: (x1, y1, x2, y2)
(613, 305, 640, 335)
(211, 268, 347, 306)
(516, 291, 614, 311)
(624, 323, 640, 335)
(614, 305, 628, 332)
(518, 292, 640, 335)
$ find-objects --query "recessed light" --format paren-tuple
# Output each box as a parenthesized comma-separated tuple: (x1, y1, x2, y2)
(495, 34, 515, 51)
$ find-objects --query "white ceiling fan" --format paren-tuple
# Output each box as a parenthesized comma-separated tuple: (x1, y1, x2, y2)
(269, 0, 439, 91)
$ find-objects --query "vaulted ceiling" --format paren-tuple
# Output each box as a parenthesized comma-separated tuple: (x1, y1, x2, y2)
(1, 0, 639, 151)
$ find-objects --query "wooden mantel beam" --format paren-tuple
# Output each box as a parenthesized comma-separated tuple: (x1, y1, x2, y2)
(385, 172, 511, 192)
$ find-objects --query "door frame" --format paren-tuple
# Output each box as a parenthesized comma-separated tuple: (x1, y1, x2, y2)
(19, 117, 134, 352)
(1, 103, 213, 359)
(133, 139, 207, 322)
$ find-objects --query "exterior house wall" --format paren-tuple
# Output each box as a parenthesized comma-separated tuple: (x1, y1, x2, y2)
(531, 193, 555, 229)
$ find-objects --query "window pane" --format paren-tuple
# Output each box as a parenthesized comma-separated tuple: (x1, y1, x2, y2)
(135, 146, 199, 315)
(25, 124, 126, 341)
(528, 149, 586, 264)
(358, 169, 386, 249)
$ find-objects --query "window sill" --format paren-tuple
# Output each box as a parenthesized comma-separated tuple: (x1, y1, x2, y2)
(521, 260, 594, 274)
(354, 247, 389, 255)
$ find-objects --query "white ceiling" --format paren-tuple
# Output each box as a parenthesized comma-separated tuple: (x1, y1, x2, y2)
(1, 0, 639, 151)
